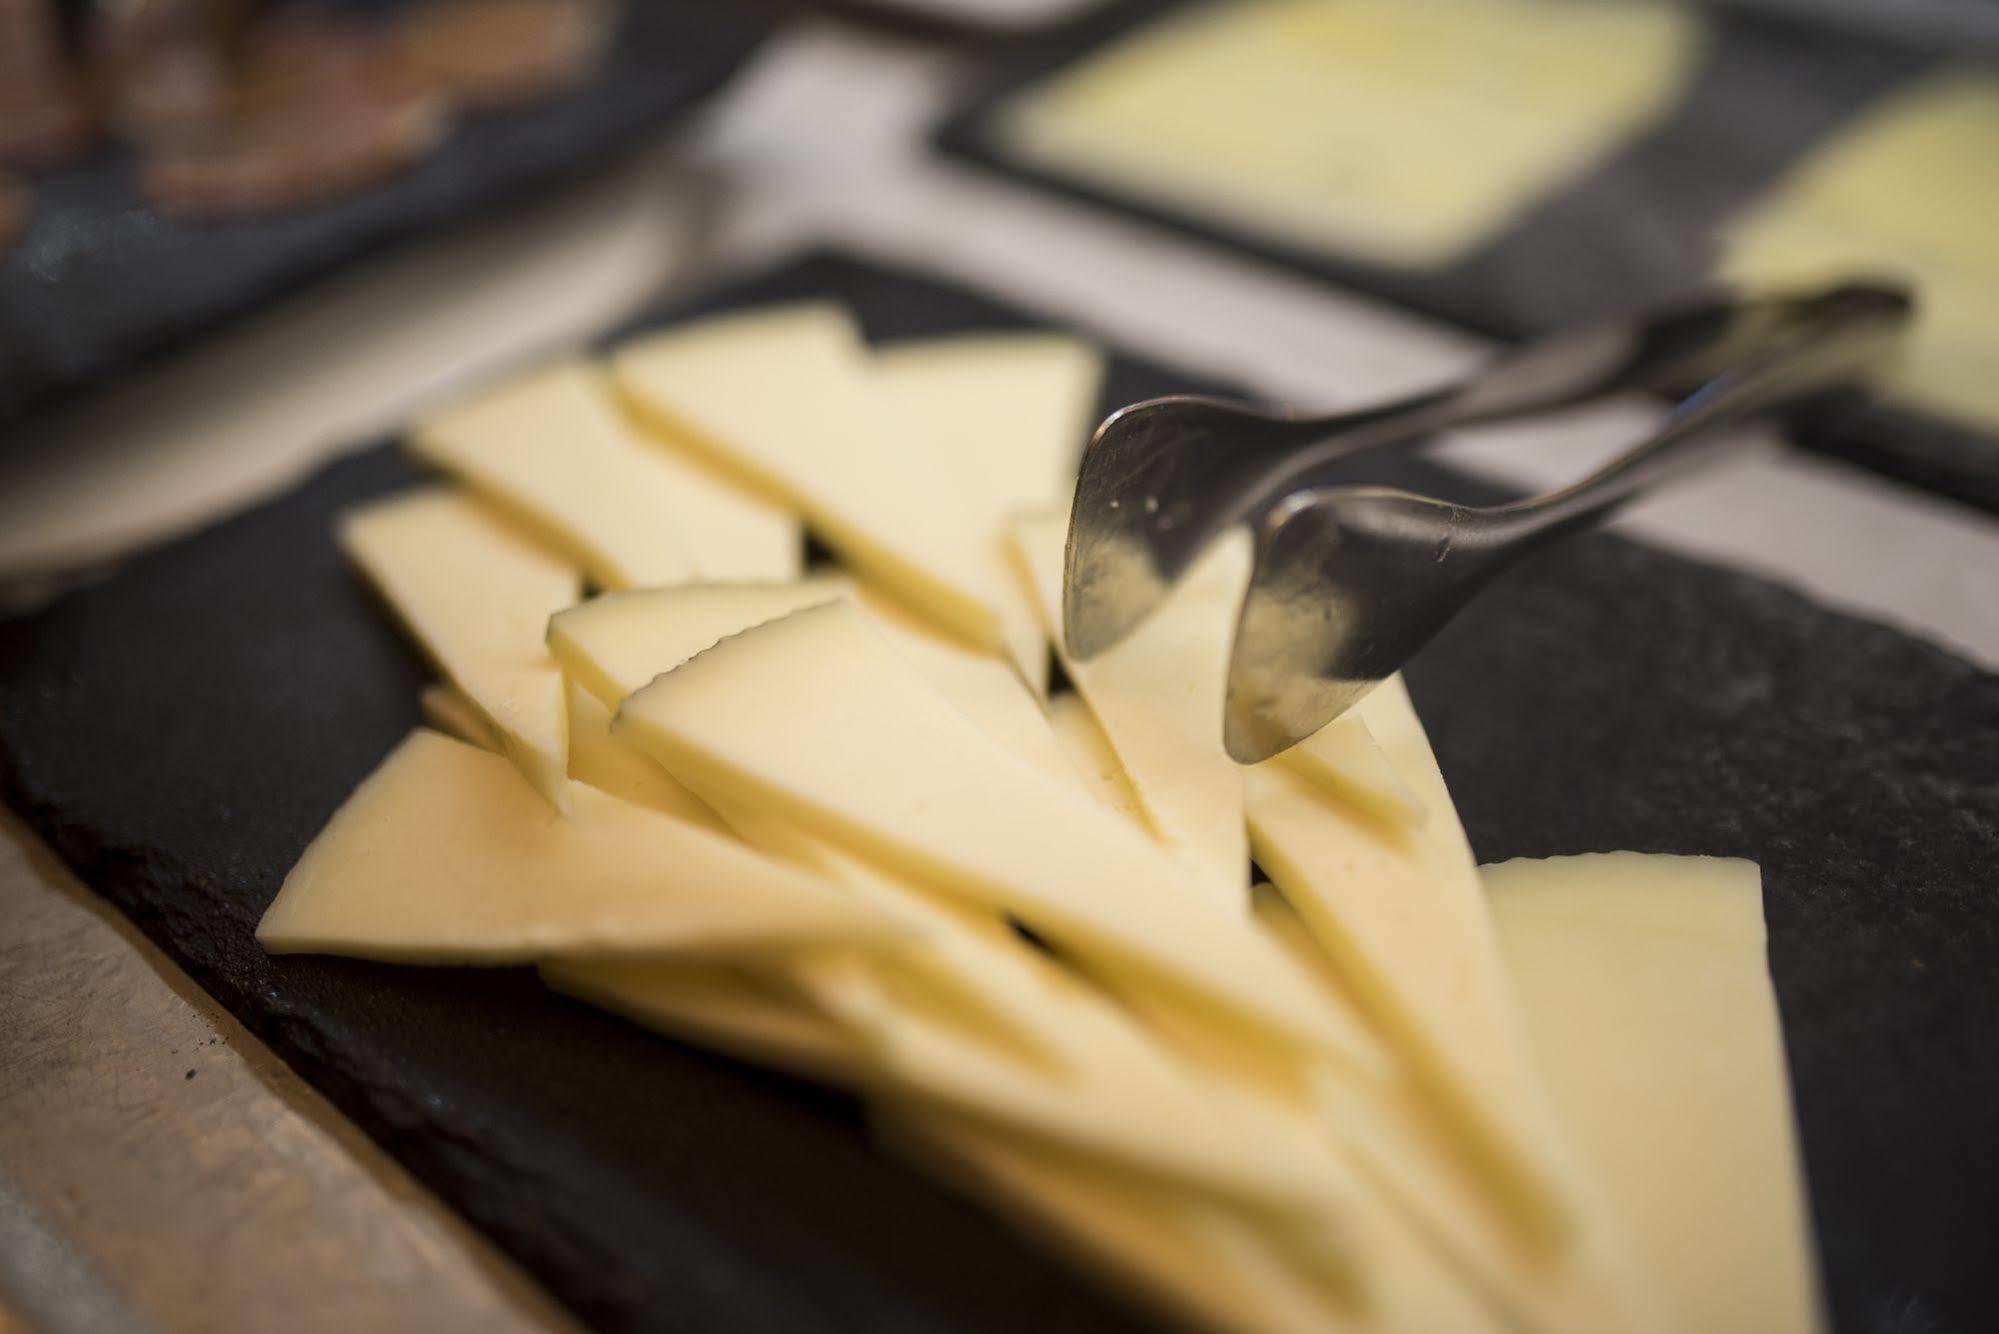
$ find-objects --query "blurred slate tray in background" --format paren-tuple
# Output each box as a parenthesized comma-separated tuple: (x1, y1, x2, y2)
(0, 1, 770, 433)
(937, 0, 1999, 516)
(0, 250, 1995, 1333)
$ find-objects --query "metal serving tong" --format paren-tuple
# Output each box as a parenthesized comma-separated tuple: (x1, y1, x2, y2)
(1061, 281, 1912, 764)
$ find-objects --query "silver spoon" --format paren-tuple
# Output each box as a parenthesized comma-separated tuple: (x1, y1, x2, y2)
(1059, 281, 1912, 763)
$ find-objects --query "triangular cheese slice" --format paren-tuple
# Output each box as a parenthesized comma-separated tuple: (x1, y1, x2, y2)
(340, 487, 577, 811)
(1047, 693, 1147, 824)
(612, 304, 1005, 647)
(1246, 676, 1590, 1244)
(1014, 512, 1250, 913)
(564, 679, 728, 834)
(419, 682, 501, 752)
(615, 599, 1375, 1062)
(873, 334, 1104, 691)
(258, 729, 906, 962)
(1281, 712, 1427, 829)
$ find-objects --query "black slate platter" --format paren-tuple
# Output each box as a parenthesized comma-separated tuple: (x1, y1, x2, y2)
(0, 1, 770, 433)
(936, 0, 1999, 517)
(2, 250, 1997, 1334)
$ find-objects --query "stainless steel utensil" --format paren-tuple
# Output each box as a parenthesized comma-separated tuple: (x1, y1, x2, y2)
(1061, 281, 1912, 763)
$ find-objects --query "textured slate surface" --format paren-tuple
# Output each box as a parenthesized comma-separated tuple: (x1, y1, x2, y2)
(937, 0, 1999, 516)
(0, 0, 769, 432)
(2, 251, 1996, 1333)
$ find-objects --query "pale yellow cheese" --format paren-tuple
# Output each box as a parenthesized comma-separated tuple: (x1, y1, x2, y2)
(340, 487, 578, 811)
(551, 580, 1077, 787)
(550, 588, 1363, 1216)
(418, 682, 501, 752)
(1720, 70, 1999, 431)
(1487, 854, 1824, 1334)
(901, 1114, 1505, 1334)
(615, 599, 1378, 1063)
(411, 361, 701, 590)
(257, 729, 906, 962)
(1281, 713, 1427, 830)
(873, 334, 1105, 692)
(1014, 512, 1250, 913)
(541, 958, 865, 1086)
(996, 0, 1699, 268)
(612, 305, 1006, 647)
(1046, 693, 1147, 825)
(1246, 676, 1594, 1244)
(1256, 885, 1667, 1334)
(564, 680, 728, 834)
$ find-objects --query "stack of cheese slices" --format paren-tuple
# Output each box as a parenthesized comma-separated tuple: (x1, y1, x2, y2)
(260, 303, 1824, 1334)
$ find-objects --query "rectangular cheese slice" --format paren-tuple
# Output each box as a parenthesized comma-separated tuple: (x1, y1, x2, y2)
(1720, 70, 1999, 431)
(1487, 854, 1824, 1334)
(1256, 884, 1666, 1334)
(612, 304, 1006, 647)
(416, 359, 799, 584)
(614, 599, 1378, 1063)
(1014, 512, 1250, 913)
(541, 958, 864, 1087)
(257, 729, 906, 962)
(994, 0, 1697, 268)
(340, 487, 578, 811)
(873, 334, 1105, 692)
(1246, 676, 1593, 1244)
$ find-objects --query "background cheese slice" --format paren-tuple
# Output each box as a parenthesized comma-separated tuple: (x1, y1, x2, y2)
(1487, 854, 1825, 1334)
(256, 730, 906, 963)
(1014, 513, 1250, 913)
(873, 334, 1105, 692)
(995, 0, 1699, 268)
(411, 361, 701, 590)
(615, 600, 1377, 1063)
(1720, 70, 1999, 432)
(612, 304, 1006, 647)
(340, 487, 578, 811)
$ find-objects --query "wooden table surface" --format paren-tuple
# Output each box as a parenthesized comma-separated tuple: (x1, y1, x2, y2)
(4, 22, 1996, 1332)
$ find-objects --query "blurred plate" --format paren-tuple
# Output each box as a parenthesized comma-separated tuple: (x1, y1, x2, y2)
(0, 1, 771, 432)
(937, 0, 1999, 515)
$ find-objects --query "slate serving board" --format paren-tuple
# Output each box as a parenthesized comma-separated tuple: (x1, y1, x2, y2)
(1, 250, 1995, 1334)
(0, 0, 770, 433)
(935, 0, 1999, 517)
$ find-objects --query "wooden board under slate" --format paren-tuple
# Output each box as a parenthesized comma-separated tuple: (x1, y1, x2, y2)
(1, 251, 1995, 1334)
(0, 1, 768, 434)
(936, 0, 1999, 517)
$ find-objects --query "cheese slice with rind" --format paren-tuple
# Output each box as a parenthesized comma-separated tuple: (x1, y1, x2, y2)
(340, 487, 577, 812)
(1014, 512, 1250, 912)
(612, 304, 1005, 647)
(873, 334, 1105, 692)
(1247, 676, 1594, 1246)
(1487, 854, 1824, 1334)
(257, 729, 907, 963)
(417, 359, 799, 583)
(615, 599, 1376, 1062)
